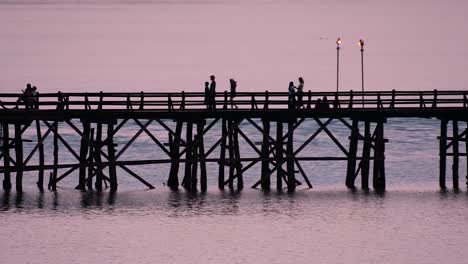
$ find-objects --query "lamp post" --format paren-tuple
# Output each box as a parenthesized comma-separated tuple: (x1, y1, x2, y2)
(358, 39, 365, 108)
(336, 38, 341, 93)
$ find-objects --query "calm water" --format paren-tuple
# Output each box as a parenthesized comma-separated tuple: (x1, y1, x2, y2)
(2, 0, 468, 263)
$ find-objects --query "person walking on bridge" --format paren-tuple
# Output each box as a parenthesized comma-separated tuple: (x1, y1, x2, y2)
(296, 77, 304, 108)
(204, 81, 210, 109)
(288, 81, 296, 109)
(229, 78, 237, 109)
(209, 75, 216, 110)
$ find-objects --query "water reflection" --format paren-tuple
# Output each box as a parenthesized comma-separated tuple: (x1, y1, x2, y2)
(0, 187, 467, 216)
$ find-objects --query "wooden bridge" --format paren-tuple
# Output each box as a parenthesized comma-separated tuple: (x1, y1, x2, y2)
(0, 89, 467, 193)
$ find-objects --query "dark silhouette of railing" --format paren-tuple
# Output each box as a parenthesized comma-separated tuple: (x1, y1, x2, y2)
(1, 89, 467, 111)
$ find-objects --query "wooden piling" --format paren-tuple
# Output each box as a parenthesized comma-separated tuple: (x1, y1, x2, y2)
(191, 137, 198, 191)
(465, 124, 468, 187)
(87, 128, 95, 190)
(2, 122, 11, 190)
(228, 120, 235, 189)
(197, 121, 207, 192)
(286, 121, 295, 192)
(452, 120, 459, 189)
(276, 121, 283, 191)
(183, 122, 193, 189)
(373, 121, 386, 191)
(218, 119, 227, 189)
(260, 119, 270, 190)
(346, 119, 359, 188)
(77, 120, 90, 190)
(361, 121, 371, 189)
(14, 123, 24, 192)
(439, 119, 447, 189)
(168, 121, 182, 188)
(35, 120, 44, 190)
(50, 121, 58, 191)
(107, 122, 118, 191)
(94, 122, 103, 191)
(233, 121, 243, 189)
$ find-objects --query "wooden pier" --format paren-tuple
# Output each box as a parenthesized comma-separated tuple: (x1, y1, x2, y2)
(0, 89, 467, 193)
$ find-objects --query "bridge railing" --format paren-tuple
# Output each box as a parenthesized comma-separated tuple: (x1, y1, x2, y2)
(0, 90, 466, 111)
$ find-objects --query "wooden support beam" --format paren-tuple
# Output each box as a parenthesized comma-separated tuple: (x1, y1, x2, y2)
(294, 159, 312, 188)
(94, 123, 103, 191)
(466, 123, 468, 187)
(452, 120, 459, 189)
(233, 122, 243, 189)
(119, 164, 155, 189)
(198, 122, 207, 192)
(346, 119, 359, 188)
(260, 119, 270, 190)
(373, 121, 386, 191)
(182, 122, 193, 190)
(276, 121, 283, 191)
(116, 120, 152, 159)
(15, 123, 24, 192)
(36, 120, 45, 190)
(107, 122, 118, 191)
(2, 122, 11, 190)
(87, 128, 95, 190)
(439, 119, 447, 189)
(191, 131, 198, 191)
(168, 121, 182, 188)
(286, 121, 295, 192)
(49, 121, 58, 191)
(228, 120, 235, 189)
(77, 120, 90, 190)
(218, 119, 227, 189)
(361, 121, 371, 190)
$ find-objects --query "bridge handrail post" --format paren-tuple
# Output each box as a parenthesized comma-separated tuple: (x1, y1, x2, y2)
(85, 93, 90, 110)
(126, 94, 132, 111)
(223, 91, 228, 110)
(139, 91, 144, 110)
(98, 91, 103, 110)
(464, 91, 467, 109)
(264, 91, 269, 109)
(168, 95, 173, 112)
(333, 92, 340, 109)
(348, 90, 353, 109)
(307, 90, 312, 109)
(389, 89, 396, 108)
(419, 91, 425, 110)
(181, 91, 185, 110)
(432, 89, 438, 108)
(377, 92, 383, 110)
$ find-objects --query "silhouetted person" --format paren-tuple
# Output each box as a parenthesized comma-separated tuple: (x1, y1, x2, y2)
(322, 96, 330, 110)
(230, 78, 237, 109)
(204, 82, 210, 108)
(296, 77, 304, 108)
(209, 75, 216, 110)
(315, 98, 322, 110)
(31, 86, 38, 109)
(288, 81, 296, 109)
(22, 83, 34, 109)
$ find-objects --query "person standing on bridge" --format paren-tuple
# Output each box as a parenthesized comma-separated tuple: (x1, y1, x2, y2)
(209, 75, 216, 110)
(230, 78, 237, 109)
(288, 81, 296, 109)
(296, 77, 304, 108)
(204, 81, 210, 109)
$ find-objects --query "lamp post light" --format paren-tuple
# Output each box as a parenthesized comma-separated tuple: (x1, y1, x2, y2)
(358, 39, 365, 108)
(336, 38, 341, 93)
